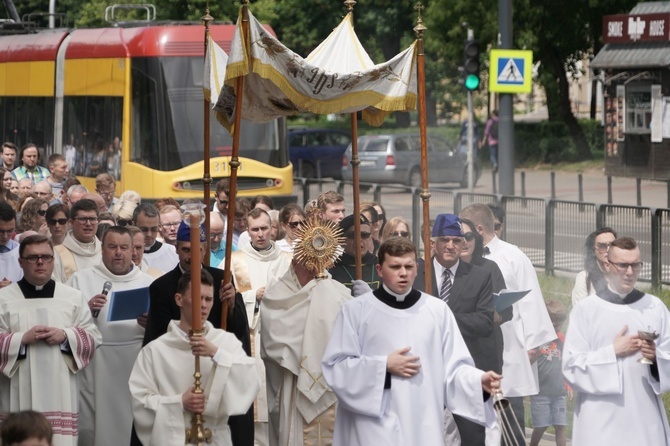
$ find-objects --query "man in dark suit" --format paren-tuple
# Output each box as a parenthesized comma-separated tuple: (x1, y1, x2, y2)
(135, 221, 253, 446)
(419, 213, 496, 446)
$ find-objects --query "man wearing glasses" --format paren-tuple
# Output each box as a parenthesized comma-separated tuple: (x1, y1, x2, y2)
(0, 202, 21, 288)
(563, 236, 670, 445)
(133, 203, 179, 274)
(95, 173, 117, 209)
(329, 214, 380, 293)
(0, 234, 102, 446)
(158, 205, 183, 247)
(53, 199, 102, 282)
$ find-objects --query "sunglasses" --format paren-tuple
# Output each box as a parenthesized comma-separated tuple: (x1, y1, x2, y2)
(288, 220, 305, 229)
(595, 242, 610, 252)
(48, 218, 68, 226)
(346, 232, 371, 240)
(391, 231, 409, 237)
(117, 219, 133, 227)
(463, 232, 476, 242)
(37, 209, 47, 216)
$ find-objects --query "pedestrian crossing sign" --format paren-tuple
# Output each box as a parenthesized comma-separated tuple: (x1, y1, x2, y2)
(489, 49, 533, 93)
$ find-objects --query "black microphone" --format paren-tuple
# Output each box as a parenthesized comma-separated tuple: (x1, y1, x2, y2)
(92, 281, 113, 318)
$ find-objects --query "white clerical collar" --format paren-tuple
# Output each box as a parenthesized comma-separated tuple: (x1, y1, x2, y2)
(607, 285, 628, 300)
(383, 283, 411, 302)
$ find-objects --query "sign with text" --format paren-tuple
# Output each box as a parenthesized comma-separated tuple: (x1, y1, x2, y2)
(488, 49, 533, 94)
(603, 13, 670, 43)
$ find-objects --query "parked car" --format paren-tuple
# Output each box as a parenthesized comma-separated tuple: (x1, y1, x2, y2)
(341, 133, 480, 188)
(288, 128, 351, 179)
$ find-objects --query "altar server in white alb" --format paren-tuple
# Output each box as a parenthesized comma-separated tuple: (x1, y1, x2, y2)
(129, 269, 259, 446)
(67, 226, 154, 446)
(322, 237, 501, 446)
(563, 236, 670, 445)
(0, 235, 101, 446)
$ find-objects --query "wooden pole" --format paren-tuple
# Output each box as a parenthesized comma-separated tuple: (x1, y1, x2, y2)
(414, 3, 432, 293)
(221, 2, 250, 330)
(202, 8, 213, 266)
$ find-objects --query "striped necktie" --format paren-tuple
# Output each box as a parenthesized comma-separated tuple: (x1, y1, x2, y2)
(440, 269, 452, 302)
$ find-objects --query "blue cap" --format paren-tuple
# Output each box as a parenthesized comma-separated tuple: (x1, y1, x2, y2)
(177, 221, 206, 242)
(432, 213, 463, 237)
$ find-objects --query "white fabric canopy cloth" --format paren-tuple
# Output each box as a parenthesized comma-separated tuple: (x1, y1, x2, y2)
(214, 9, 418, 130)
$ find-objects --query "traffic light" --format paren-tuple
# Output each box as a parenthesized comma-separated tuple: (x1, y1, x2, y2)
(463, 39, 480, 91)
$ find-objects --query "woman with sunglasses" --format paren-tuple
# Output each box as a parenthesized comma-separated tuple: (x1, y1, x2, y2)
(46, 203, 70, 246)
(380, 216, 412, 243)
(16, 197, 49, 242)
(111, 199, 138, 227)
(276, 204, 306, 253)
(571, 227, 618, 306)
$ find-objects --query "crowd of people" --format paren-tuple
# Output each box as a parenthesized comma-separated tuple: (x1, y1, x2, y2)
(0, 140, 669, 446)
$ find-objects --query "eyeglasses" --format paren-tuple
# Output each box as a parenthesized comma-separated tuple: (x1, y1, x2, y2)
(21, 254, 54, 263)
(37, 209, 47, 216)
(161, 221, 181, 229)
(97, 191, 115, 198)
(463, 232, 476, 242)
(117, 219, 133, 227)
(288, 221, 305, 229)
(35, 192, 51, 197)
(608, 261, 643, 273)
(139, 226, 160, 234)
(346, 232, 371, 240)
(391, 231, 409, 237)
(73, 216, 99, 224)
(595, 242, 610, 252)
(210, 232, 224, 240)
(48, 218, 68, 226)
(494, 223, 502, 231)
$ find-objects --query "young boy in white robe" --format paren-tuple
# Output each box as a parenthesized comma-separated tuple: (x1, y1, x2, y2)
(321, 237, 502, 446)
(129, 269, 259, 446)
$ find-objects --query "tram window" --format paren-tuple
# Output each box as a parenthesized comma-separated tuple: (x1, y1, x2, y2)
(0, 97, 54, 158)
(131, 61, 160, 170)
(63, 96, 123, 179)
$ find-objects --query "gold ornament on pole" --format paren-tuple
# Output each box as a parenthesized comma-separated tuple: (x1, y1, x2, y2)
(292, 215, 345, 278)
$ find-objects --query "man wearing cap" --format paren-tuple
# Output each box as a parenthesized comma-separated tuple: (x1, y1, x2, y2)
(226, 207, 291, 446)
(329, 213, 380, 293)
(67, 226, 154, 446)
(140, 220, 254, 446)
(418, 213, 497, 446)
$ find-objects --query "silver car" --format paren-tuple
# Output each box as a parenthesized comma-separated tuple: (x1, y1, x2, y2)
(341, 133, 480, 187)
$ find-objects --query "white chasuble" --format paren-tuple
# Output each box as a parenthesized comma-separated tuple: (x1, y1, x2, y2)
(67, 263, 154, 446)
(0, 282, 101, 446)
(261, 268, 352, 446)
(563, 293, 670, 445)
(129, 320, 259, 446)
(322, 292, 496, 446)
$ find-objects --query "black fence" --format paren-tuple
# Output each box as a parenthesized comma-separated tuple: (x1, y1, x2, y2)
(295, 179, 667, 288)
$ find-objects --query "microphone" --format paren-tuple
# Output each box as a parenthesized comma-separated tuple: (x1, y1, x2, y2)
(92, 281, 113, 318)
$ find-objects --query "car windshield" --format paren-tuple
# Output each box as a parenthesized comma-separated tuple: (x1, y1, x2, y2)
(360, 138, 389, 152)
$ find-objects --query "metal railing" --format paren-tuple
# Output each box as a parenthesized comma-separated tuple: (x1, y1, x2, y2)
(295, 178, 668, 288)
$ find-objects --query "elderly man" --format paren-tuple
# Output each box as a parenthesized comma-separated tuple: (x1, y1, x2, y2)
(130, 270, 259, 446)
(0, 202, 21, 288)
(563, 237, 670, 445)
(460, 203, 555, 444)
(11, 143, 50, 183)
(64, 184, 87, 208)
(209, 211, 228, 266)
(142, 221, 253, 446)
(227, 208, 292, 446)
(0, 235, 101, 446)
(81, 192, 107, 213)
(34, 181, 55, 204)
(17, 178, 33, 198)
(68, 226, 154, 446)
(52, 199, 102, 282)
(134, 203, 179, 273)
(46, 154, 68, 198)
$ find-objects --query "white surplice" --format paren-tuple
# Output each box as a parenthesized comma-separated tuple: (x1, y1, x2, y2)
(0, 282, 101, 446)
(261, 268, 352, 446)
(484, 236, 556, 397)
(143, 241, 179, 273)
(129, 320, 259, 446)
(321, 291, 496, 446)
(225, 241, 291, 446)
(67, 263, 154, 446)
(0, 242, 22, 284)
(52, 231, 101, 283)
(562, 292, 670, 445)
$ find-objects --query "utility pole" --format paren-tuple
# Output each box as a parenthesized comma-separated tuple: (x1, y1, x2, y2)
(463, 27, 480, 191)
(466, 28, 475, 191)
(498, 0, 514, 195)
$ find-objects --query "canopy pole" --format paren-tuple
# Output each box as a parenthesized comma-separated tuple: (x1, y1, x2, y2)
(202, 6, 213, 267)
(414, 3, 432, 293)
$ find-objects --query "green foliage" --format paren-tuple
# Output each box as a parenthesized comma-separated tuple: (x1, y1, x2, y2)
(515, 120, 603, 165)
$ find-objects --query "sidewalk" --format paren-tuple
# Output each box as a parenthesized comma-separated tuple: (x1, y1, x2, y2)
(473, 168, 668, 209)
